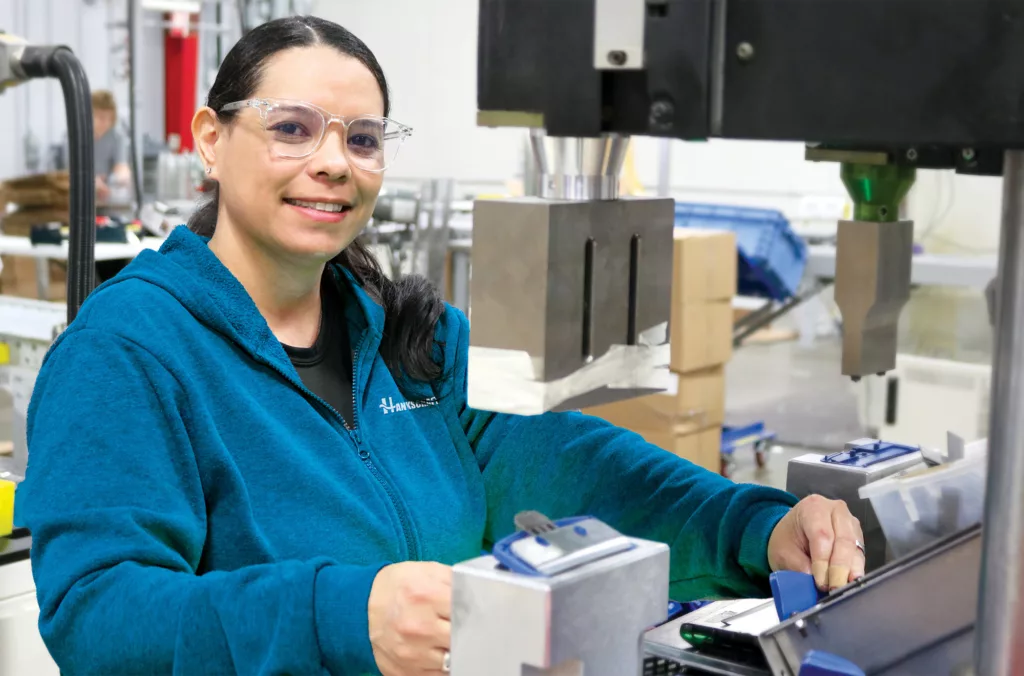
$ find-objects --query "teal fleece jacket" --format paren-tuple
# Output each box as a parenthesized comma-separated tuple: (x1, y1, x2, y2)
(16, 225, 797, 675)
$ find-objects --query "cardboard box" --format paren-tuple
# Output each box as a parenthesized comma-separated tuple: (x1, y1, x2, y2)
(582, 367, 725, 435)
(0, 255, 66, 301)
(671, 301, 732, 373)
(0, 171, 70, 210)
(641, 426, 722, 473)
(673, 229, 737, 303)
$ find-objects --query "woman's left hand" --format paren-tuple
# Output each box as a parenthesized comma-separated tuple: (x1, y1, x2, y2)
(767, 494, 866, 592)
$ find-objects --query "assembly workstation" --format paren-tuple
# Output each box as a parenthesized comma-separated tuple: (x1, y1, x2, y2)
(0, 0, 1021, 675)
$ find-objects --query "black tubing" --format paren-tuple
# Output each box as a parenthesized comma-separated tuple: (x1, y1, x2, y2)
(20, 46, 95, 324)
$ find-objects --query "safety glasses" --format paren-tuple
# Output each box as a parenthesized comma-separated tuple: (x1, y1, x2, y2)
(219, 97, 412, 173)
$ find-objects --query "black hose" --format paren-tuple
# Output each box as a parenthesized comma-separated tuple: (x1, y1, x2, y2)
(20, 46, 96, 325)
(127, 0, 144, 219)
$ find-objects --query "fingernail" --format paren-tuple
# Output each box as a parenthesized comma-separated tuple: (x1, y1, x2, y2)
(811, 561, 828, 589)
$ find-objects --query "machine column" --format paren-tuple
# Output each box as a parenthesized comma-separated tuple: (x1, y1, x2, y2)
(976, 150, 1024, 675)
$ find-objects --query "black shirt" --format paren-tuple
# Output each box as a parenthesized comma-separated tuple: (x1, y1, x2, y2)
(282, 275, 355, 428)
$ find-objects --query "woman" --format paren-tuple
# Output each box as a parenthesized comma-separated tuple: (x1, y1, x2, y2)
(17, 16, 864, 676)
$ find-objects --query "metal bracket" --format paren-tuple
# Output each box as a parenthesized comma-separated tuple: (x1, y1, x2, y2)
(594, 0, 647, 70)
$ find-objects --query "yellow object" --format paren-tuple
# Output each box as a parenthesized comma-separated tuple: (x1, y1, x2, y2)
(0, 342, 10, 366)
(0, 479, 14, 538)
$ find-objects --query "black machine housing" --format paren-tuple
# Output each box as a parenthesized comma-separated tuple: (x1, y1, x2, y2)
(477, 0, 1024, 175)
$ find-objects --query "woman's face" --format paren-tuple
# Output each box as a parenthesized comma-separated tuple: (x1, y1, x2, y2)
(210, 46, 386, 265)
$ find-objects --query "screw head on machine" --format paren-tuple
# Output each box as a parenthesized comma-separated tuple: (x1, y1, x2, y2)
(737, 42, 755, 61)
(607, 50, 628, 66)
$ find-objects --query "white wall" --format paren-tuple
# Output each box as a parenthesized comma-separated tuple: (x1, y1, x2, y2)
(0, 0, 114, 181)
(906, 172, 1003, 255)
(312, 0, 525, 188)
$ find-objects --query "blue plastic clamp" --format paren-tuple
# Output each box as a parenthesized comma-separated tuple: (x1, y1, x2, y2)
(799, 650, 866, 676)
(822, 440, 918, 468)
(491, 515, 593, 577)
(770, 571, 823, 620)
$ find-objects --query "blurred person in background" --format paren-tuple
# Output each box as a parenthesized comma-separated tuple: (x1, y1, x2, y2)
(87, 89, 131, 203)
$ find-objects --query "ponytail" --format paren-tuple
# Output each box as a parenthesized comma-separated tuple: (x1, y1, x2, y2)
(188, 184, 445, 385)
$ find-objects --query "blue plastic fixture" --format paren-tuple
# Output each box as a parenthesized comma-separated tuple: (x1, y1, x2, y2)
(770, 571, 823, 620)
(674, 202, 807, 301)
(822, 440, 919, 468)
(799, 651, 866, 676)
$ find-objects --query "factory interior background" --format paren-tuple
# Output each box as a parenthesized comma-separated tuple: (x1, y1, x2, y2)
(0, 0, 998, 488)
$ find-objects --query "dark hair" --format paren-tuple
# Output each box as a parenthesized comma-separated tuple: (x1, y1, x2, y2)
(189, 16, 444, 386)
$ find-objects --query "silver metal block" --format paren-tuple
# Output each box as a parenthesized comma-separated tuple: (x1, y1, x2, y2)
(786, 450, 925, 571)
(834, 219, 914, 377)
(450, 538, 669, 676)
(468, 197, 674, 415)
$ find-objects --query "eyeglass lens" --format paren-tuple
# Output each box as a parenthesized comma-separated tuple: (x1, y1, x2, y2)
(264, 102, 402, 171)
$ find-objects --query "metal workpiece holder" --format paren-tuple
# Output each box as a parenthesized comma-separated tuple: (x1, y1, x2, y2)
(976, 150, 1024, 676)
(529, 129, 629, 201)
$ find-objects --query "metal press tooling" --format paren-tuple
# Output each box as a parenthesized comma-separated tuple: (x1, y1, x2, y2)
(471, 1, 1024, 673)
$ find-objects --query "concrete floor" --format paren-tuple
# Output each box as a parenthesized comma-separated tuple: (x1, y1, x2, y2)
(724, 336, 859, 489)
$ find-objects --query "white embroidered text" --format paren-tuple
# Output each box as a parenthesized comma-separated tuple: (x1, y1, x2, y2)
(379, 396, 439, 415)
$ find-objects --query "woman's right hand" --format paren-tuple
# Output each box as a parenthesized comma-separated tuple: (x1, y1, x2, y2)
(368, 561, 453, 675)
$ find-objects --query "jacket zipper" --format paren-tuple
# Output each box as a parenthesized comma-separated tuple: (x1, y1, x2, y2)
(259, 332, 419, 560)
(347, 331, 420, 560)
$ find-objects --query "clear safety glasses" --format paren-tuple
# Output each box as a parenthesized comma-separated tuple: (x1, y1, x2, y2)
(219, 98, 412, 173)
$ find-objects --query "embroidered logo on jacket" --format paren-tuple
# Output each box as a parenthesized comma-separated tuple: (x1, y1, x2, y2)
(379, 396, 439, 415)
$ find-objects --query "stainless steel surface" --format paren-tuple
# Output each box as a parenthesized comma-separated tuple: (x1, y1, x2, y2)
(450, 538, 668, 676)
(877, 629, 974, 676)
(786, 449, 925, 571)
(530, 131, 629, 201)
(806, 245, 997, 290)
(833, 219, 914, 376)
(469, 197, 673, 381)
(593, 0, 646, 70)
(975, 150, 1024, 676)
(761, 526, 981, 676)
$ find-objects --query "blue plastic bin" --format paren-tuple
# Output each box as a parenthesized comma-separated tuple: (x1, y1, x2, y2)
(674, 203, 807, 301)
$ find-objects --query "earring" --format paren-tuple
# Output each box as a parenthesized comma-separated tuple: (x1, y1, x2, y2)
(206, 167, 212, 175)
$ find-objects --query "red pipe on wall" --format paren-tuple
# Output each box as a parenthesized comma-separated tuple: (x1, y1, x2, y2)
(164, 14, 199, 151)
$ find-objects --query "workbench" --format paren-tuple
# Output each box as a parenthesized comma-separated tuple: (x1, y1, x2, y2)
(0, 234, 164, 300)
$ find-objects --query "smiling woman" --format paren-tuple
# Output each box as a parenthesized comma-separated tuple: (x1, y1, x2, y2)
(16, 14, 864, 676)
(189, 17, 439, 382)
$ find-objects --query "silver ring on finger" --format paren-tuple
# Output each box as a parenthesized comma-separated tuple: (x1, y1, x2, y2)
(855, 539, 865, 555)
(442, 650, 451, 673)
